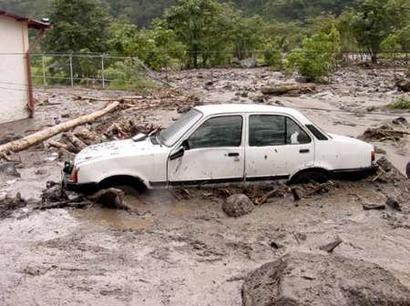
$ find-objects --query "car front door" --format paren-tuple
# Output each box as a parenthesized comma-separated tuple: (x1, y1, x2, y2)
(168, 115, 245, 184)
(245, 114, 314, 180)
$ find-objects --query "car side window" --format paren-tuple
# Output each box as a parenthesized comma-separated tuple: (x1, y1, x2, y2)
(249, 115, 285, 146)
(187, 116, 243, 149)
(249, 115, 311, 146)
(286, 118, 311, 144)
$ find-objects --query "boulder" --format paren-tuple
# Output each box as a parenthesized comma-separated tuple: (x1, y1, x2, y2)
(396, 79, 410, 92)
(242, 252, 410, 306)
(223, 194, 255, 217)
(0, 162, 21, 179)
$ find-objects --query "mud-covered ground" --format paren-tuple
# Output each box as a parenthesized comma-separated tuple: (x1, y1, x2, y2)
(0, 67, 409, 305)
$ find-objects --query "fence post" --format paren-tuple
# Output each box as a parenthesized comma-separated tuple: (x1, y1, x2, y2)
(69, 54, 74, 87)
(101, 54, 105, 89)
(42, 54, 47, 86)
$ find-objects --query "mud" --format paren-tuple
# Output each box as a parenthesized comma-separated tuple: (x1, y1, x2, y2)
(0, 67, 409, 305)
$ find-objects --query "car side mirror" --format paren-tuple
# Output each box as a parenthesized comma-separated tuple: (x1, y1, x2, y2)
(169, 146, 185, 160)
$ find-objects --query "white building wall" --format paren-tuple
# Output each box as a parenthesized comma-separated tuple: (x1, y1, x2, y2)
(0, 17, 29, 124)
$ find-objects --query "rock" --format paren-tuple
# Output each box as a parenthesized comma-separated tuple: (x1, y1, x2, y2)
(242, 252, 410, 306)
(392, 116, 407, 125)
(386, 196, 401, 211)
(222, 194, 254, 217)
(318, 236, 343, 252)
(0, 192, 27, 219)
(396, 78, 410, 92)
(240, 58, 258, 69)
(0, 162, 21, 179)
(407, 161, 410, 178)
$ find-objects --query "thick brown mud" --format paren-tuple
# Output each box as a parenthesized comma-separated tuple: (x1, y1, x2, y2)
(0, 67, 409, 305)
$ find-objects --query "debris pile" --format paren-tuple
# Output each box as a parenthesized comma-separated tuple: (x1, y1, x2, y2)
(0, 192, 26, 219)
(37, 181, 130, 211)
(371, 156, 408, 183)
(242, 252, 410, 306)
(204, 181, 337, 208)
(359, 123, 409, 142)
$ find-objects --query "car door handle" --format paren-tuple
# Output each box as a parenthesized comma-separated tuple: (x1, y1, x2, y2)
(299, 149, 310, 154)
(227, 152, 239, 157)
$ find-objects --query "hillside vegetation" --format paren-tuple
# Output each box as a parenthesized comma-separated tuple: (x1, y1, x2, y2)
(3, 0, 409, 84)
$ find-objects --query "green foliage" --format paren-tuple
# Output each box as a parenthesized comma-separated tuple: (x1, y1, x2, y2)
(380, 33, 402, 53)
(44, 0, 110, 53)
(349, 0, 409, 63)
(286, 26, 341, 82)
(164, 0, 235, 68)
(263, 42, 282, 70)
(229, 14, 266, 60)
(108, 20, 185, 70)
(104, 60, 157, 91)
(387, 96, 410, 109)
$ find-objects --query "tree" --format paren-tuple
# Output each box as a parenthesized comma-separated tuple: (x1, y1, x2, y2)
(44, 0, 111, 53)
(349, 0, 409, 63)
(108, 20, 185, 70)
(163, 0, 234, 68)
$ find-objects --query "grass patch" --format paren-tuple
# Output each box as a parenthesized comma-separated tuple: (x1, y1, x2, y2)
(387, 97, 410, 109)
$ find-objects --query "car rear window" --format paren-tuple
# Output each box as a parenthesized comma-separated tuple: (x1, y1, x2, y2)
(249, 115, 311, 146)
(305, 124, 328, 140)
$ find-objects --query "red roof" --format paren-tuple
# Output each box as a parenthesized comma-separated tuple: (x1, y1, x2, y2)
(0, 10, 51, 30)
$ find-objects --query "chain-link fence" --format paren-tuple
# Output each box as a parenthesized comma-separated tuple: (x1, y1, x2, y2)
(30, 53, 155, 89)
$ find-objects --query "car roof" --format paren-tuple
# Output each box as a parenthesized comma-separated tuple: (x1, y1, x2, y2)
(194, 104, 311, 124)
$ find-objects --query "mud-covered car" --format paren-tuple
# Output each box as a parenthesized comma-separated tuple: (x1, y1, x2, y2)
(63, 104, 376, 192)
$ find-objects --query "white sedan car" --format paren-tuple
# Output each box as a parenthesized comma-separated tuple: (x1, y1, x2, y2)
(63, 104, 375, 192)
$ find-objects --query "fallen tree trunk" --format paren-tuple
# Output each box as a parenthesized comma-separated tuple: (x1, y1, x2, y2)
(261, 83, 316, 96)
(0, 101, 119, 156)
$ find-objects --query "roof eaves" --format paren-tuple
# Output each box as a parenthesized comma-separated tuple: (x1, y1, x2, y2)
(0, 10, 51, 30)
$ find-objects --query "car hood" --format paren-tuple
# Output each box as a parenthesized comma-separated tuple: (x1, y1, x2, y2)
(74, 138, 162, 166)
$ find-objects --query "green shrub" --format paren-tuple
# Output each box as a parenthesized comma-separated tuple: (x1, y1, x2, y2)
(286, 26, 341, 82)
(104, 59, 157, 91)
(387, 96, 410, 109)
(263, 43, 282, 70)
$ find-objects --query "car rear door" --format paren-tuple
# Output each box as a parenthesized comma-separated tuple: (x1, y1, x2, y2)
(245, 114, 315, 180)
(168, 115, 245, 184)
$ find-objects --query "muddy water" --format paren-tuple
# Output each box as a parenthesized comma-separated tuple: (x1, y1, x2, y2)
(1, 181, 409, 305)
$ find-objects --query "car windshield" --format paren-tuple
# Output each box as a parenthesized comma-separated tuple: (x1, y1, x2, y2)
(158, 109, 202, 146)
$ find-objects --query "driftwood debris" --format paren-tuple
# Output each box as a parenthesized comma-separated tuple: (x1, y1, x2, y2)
(360, 124, 410, 142)
(362, 203, 386, 210)
(261, 83, 316, 96)
(0, 101, 119, 156)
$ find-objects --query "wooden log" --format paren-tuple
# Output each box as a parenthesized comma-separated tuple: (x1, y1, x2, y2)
(261, 84, 316, 96)
(0, 102, 119, 156)
(48, 140, 71, 151)
(362, 203, 386, 210)
(62, 132, 87, 151)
